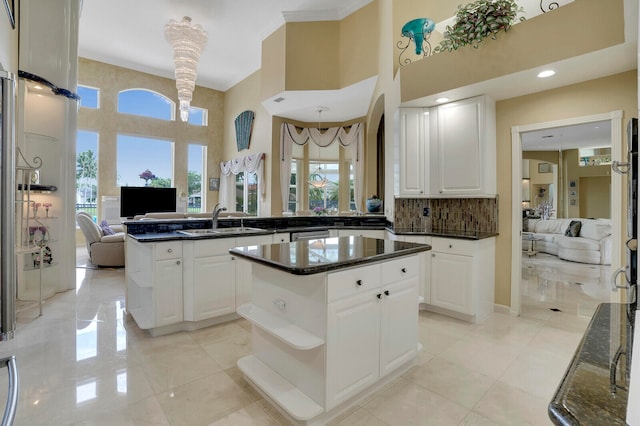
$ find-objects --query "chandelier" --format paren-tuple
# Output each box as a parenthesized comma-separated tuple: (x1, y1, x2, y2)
(164, 16, 207, 122)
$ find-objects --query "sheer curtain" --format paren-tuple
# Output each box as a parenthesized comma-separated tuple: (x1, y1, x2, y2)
(219, 152, 265, 211)
(280, 122, 364, 212)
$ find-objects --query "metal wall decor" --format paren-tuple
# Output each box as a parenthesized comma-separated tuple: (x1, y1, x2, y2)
(235, 110, 255, 151)
(3, 0, 14, 29)
(540, 1, 560, 13)
(397, 18, 436, 66)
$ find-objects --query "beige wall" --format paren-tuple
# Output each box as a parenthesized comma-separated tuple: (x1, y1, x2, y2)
(398, 0, 626, 102)
(495, 70, 637, 307)
(77, 58, 225, 218)
(580, 176, 611, 218)
(339, 1, 379, 88)
(0, 0, 18, 73)
(222, 69, 273, 215)
(261, 26, 287, 101)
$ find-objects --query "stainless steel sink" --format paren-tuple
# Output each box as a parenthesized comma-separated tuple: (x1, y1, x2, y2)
(177, 227, 264, 236)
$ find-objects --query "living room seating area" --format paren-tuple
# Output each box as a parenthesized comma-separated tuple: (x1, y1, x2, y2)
(522, 218, 612, 265)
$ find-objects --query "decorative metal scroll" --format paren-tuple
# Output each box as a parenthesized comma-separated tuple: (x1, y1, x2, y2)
(397, 18, 436, 66)
(540, 1, 560, 13)
(235, 110, 254, 152)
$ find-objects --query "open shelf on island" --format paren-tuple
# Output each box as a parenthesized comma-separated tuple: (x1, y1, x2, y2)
(237, 355, 324, 421)
(236, 304, 324, 350)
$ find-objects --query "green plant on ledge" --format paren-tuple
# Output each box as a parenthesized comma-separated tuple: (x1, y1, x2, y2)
(434, 0, 525, 53)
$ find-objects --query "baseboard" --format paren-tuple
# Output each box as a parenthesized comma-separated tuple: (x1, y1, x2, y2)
(493, 304, 513, 316)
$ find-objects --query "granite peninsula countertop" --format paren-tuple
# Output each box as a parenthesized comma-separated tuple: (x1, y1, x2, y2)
(229, 236, 431, 275)
(123, 216, 496, 242)
(549, 303, 634, 425)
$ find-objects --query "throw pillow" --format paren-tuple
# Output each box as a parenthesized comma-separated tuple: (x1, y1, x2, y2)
(100, 219, 116, 236)
(565, 220, 582, 237)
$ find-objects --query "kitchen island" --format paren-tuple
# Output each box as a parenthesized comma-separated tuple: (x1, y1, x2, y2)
(230, 236, 431, 425)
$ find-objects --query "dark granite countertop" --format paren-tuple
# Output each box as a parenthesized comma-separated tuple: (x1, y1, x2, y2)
(549, 303, 634, 425)
(123, 216, 496, 242)
(391, 228, 498, 240)
(229, 236, 431, 275)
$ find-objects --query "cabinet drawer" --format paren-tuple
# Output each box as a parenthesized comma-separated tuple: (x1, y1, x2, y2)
(236, 234, 273, 247)
(194, 238, 237, 257)
(431, 237, 476, 256)
(327, 264, 381, 302)
(381, 255, 419, 284)
(155, 241, 182, 260)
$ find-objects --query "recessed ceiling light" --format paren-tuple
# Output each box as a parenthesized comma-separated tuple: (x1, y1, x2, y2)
(436, 97, 449, 103)
(537, 70, 555, 78)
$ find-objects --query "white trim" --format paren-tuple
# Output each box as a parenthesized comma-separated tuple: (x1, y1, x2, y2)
(493, 304, 512, 316)
(510, 111, 624, 315)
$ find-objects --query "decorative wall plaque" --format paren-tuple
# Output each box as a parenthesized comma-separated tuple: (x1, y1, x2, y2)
(235, 110, 254, 151)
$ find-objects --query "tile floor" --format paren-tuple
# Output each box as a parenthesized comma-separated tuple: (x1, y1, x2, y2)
(0, 250, 612, 425)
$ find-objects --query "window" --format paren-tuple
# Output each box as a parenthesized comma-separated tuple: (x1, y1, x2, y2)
(78, 85, 99, 109)
(188, 106, 208, 126)
(117, 89, 174, 121)
(235, 171, 258, 215)
(288, 160, 298, 212)
(76, 130, 99, 218)
(188, 144, 206, 212)
(308, 161, 339, 211)
(117, 135, 174, 187)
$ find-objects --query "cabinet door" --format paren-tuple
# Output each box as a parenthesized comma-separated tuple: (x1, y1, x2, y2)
(326, 290, 380, 411)
(430, 251, 473, 314)
(399, 108, 428, 197)
(193, 255, 236, 321)
(379, 278, 419, 377)
(154, 258, 183, 327)
(434, 97, 483, 196)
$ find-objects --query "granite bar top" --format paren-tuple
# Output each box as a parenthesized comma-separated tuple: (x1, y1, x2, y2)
(549, 303, 634, 425)
(229, 236, 431, 275)
(392, 228, 498, 240)
(123, 215, 496, 242)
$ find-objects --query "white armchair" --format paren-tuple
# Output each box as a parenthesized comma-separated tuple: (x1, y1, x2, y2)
(76, 212, 125, 267)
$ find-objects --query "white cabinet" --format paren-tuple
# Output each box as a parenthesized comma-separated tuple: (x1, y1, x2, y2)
(325, 256, 418, 410)
(398, 107, 429, 197)
(393, 235, 431, 304)
(397, 96, 496, 198)
(428, 237, 495, 323)
(431, 95, 496, 197)
(336, 229, 386, 239)
(235, 234, 275, 308)
(273, 232, 290, 243)
(154, 257, 184, 326)
(192, 255, 236, 320)
(126, 239, 184, 330)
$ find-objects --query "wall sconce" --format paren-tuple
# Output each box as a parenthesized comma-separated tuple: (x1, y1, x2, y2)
(397, 18, 436, 66)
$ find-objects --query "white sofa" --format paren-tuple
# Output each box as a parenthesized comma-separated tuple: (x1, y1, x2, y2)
(523, 218, 612, 265)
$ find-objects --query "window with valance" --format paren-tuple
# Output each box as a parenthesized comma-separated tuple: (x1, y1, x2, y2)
(280, 122, 364, 213)
(219, 153, 265, 216)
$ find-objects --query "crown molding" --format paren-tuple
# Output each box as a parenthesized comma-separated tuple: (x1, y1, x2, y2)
(282, 0, 373, 22)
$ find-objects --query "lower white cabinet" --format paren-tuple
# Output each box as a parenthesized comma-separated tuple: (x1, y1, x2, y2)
(325, 256, 418, 410)
(192, 255, 236, 320)
(126, 239, 184, 329)
(428, 237, 495, 323)
(154, 257, 184, 326)
(336, 229, 386, 239)
(393, 235, 431, 304)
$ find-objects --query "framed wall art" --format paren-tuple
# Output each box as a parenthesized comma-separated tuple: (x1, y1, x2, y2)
(209, 177, 220, 191)
(538, 162, 552, 173)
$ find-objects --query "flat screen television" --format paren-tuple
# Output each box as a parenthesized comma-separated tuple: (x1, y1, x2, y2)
(120, 186, 177, 219)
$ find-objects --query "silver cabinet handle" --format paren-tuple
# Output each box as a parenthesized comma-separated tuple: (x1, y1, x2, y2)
(356, 279, 363, 286)
(401, 268, 407, 273)
(611, 267, 628, 291)
(449, 244, 452, 249)
(167, 248, 173, 253)
(176, 260, 181, 265)
(611, 160, 630, 175)
(432, 253, 435, 257)
(0, 356, 18, 426)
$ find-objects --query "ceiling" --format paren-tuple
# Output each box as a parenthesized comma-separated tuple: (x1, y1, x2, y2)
(521, 120, 612, 151)
(79, 0, 638, 122)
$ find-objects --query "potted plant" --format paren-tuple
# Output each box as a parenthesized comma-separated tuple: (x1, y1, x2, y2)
(434, 0, 525, 53)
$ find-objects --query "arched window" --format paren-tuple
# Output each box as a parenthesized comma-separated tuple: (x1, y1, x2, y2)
(117, 89, 174, 121)
(78, 85, 100, 109)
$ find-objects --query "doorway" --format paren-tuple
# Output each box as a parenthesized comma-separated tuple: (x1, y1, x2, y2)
(510, 111, 624, 316)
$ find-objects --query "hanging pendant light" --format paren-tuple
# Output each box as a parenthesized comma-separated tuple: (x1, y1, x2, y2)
(165, 16, 207, 122)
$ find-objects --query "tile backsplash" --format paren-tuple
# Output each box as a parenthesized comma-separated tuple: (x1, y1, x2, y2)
(394, 197, 498, 233)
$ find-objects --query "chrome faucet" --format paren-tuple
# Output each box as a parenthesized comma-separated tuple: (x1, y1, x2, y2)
(212, 203, 227, 229)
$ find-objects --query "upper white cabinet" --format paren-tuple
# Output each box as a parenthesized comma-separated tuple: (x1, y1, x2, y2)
(398, 108, 429, 197)
(397, 95, 496, 198)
